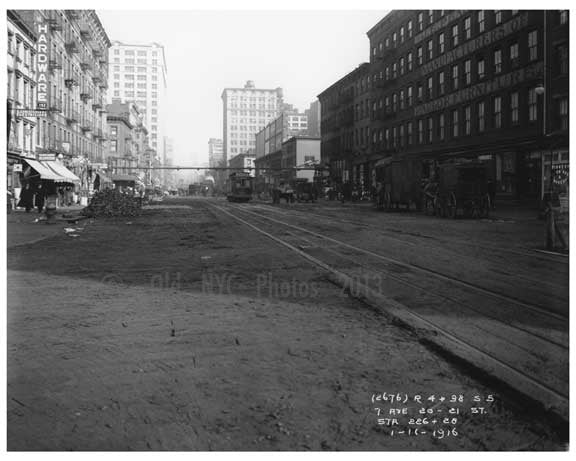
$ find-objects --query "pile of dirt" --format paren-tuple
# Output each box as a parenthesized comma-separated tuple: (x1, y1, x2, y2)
(81, 189, 142, 217)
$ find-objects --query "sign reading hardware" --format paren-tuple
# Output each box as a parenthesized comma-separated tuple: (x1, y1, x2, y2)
(36, 18, 50, 110)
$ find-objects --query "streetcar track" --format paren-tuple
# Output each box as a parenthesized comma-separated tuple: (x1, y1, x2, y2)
(229, 203, 567, 322)
(208, 202, 569, 421)
(250, 203, 568, 265)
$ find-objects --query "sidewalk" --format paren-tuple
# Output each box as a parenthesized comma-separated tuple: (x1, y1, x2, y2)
(6, 205, 85, 248)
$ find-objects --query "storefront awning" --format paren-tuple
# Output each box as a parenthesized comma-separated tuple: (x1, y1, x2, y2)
(24, 159, 80, 183)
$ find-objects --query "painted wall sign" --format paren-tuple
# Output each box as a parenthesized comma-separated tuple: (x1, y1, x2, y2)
(419, 13, 529, 76)
(36, 17, 50, 110)
(413, 10, 464, 45)
(413, 61, 543, 118)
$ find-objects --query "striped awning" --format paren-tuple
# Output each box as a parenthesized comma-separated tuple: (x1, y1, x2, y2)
(24, 159, 81, 184)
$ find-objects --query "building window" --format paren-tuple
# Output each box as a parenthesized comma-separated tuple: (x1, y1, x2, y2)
(408, 20, 413, 38)
(464, 16, 471, 40)
(452, 109, 459, 137)
(385, 66, 390, 80)
(494, 49, 502, 74)
(393, 63, 397, 78)
(461, 60, 471, 85)
(510, 92, 519, 125)
(407, 52, 413, 71)
(428, 10, 434, 24)
(427, 117, 433, 143)
(407, 122, 413, 145)
(557, 44, 568, 74)
(125, 59, 135, 65)
(559, 10, 568, 25)
(510, 43, 519, 67)
(493, 96, 502, 129)
(418, 119, 424, 143)
(400, 89, 405, 110)
(438, 33, 445, 54)
(393, 93, 398, 111)
(528, 30, 538, 61)
(452, 65, 459, 90)
(494, 10, 502, 25)
(110, 140, 117, 153)
(478, 101, 486, 132)
(438, 71, 445, 95)
(452, 24, 459, 47)
(417, 84, 423, 102)
(400, 26, 405, 43)
(464, 105, 471, 135)
(477, 58, 485, 79)
(400, 57, 405, 75)
(428, 39, 434, 60)
(417, 46, 423, 65)
(125, 50, 134, 56)
(407, 86, 413, 106)
(439, 114, 445, 141)
(427, 76, 433, 99)
(478, 11, 485, 33)
(114, 49, 120, 55)
(528, 88, 538, 122)
(559, 98, 568, 130)
(418, 12, 424, 31)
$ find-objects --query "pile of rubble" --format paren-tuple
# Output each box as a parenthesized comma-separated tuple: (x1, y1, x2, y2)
(81, 189, 143, 217)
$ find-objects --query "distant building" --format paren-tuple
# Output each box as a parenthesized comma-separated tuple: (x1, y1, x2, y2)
(208, 138, 223, 168)
(305, 100, 321, 137)
(255, 111, 309, 159)
(108, 41, 167, 158)
(221, 80, 284, 163)
(106, 100, 141, 175)
(254, 136, 321, 188)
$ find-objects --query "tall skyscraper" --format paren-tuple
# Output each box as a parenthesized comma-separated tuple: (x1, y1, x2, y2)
(107, 41, 167, 158)
(221, 80, 283, 164)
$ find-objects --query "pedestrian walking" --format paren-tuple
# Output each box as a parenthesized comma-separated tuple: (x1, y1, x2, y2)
(35, 183, 46, 213)
(17, 183, 34, 212)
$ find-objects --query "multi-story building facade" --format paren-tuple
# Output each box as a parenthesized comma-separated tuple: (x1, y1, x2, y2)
(317, 63, 371, 185)
(7, 10, 39, 194)
(255, 110, 309, 159)
(318, 10, 569, 203)
(221, 80, 284, 163)
(107, 41, 167, 158)
(8, 10, 111, 201)
(365, 9, 569, 202)
(106, 100, 141, 175)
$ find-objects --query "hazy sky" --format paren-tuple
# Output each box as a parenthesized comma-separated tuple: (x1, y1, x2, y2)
(96, 10, 386, 165)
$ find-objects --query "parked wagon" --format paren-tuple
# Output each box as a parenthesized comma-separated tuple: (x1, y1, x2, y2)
(375, 157, 423, 211)
(292, 179, 318, 203)
(433, 162, 491, 218)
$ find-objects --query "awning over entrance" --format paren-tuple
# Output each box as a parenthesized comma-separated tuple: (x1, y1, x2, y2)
(23, 159, 80, 184)
(96, 172, 113, 184)
(110, 174, 137, 185)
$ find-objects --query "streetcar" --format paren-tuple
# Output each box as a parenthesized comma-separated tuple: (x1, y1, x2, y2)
(226, 172, 254, 202)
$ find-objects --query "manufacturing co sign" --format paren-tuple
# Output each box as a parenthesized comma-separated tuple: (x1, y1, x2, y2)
(36, 17, 49, 110)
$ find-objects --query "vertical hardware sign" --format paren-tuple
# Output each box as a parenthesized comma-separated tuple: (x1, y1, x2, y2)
(36, 16, 49, 110)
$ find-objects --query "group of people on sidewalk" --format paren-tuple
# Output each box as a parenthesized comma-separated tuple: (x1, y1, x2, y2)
(15, 182, 76, 213)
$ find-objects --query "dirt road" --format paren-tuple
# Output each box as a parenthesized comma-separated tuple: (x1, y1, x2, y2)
(7, 198, 567, 450)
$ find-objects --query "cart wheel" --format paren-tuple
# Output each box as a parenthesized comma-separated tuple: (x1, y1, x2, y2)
(447, 193, 457, 219)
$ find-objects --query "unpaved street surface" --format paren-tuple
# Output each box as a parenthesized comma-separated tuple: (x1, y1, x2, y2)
(7, 198, 567, 450)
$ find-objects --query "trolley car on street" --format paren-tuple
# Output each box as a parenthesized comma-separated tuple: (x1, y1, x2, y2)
(226, 172, 253, 202)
